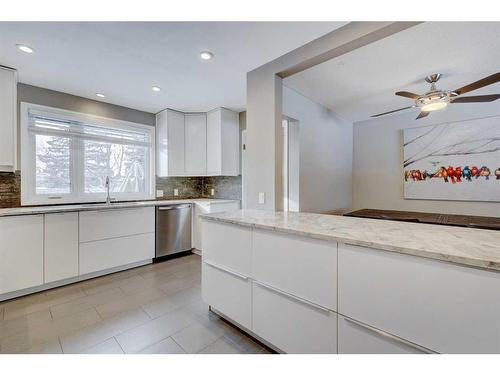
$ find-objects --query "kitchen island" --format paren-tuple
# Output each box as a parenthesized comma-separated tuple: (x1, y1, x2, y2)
(200, 209, 500, 354)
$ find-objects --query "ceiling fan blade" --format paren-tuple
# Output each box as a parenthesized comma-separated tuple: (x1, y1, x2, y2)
(395, 91, 420, 99)
(451, 94, 500, 103)
(371, 106, 414, 118)
(453, 72, 500, 95)
(416, 111, 429, 120)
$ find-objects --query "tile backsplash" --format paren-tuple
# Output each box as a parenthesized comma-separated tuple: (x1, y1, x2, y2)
(0, 172, 21, 208)
(0, 172, 241, 208)
(156, 175, 242, 200)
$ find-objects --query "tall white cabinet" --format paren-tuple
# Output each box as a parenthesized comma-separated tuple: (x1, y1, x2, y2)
(156, 107, 240, 177)
(0, 66, 17, 172)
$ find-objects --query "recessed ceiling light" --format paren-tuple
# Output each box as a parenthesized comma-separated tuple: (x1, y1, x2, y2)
(17, 44, 34, 54)
(96, 93, 105, 98)
(200, 51, 214, 61)
(152, 86, 161, 92)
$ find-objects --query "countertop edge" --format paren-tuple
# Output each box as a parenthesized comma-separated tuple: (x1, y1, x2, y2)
(200, 214, 500, 273)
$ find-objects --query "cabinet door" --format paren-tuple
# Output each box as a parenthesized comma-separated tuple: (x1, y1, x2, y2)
(206, 109, 222, 175)
(44, 212, 79, 283)
(192, 203, 210, 250)
(0, 67, 17, 171)
(220, 108, 240, 176)
(202, 262, 252, 329)
(0, 215, 43, 294)
(252, 282, 337, 353)
(184, 113, 207, 175)
(167, 110, 185, 176)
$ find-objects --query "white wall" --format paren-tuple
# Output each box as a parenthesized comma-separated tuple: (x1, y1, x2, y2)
(353, 103, 500, 217)
(283, 86, 353, 213)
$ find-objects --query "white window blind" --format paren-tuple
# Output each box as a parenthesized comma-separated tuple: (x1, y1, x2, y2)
(21, 103, 155, 205)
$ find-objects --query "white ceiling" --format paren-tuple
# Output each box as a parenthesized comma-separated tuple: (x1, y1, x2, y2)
(285, 22, 500, 123)
(0, 22, 345, 114)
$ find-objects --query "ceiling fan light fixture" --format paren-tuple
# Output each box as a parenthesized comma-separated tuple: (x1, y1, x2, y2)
(421, 101, 448, 112)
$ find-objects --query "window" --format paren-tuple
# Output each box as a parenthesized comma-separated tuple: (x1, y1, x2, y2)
(21, 103, 155, 205)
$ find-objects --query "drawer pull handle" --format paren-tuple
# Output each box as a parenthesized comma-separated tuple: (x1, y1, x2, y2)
(341, 316, 436, 354)
(204, 261, 249, 280)
(254, 280, 330, 313)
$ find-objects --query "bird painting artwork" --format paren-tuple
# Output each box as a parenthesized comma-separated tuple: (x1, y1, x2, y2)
(403, 116, 500, 202)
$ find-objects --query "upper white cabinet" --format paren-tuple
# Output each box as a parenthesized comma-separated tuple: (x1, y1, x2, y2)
(156, 107, 239, 177)
(156, 109, 185, 177)
(0, 215, 43, 295)
(206, 108, 240, 176)
(184, 113, 207, 175)
(0, 67, 17, 172)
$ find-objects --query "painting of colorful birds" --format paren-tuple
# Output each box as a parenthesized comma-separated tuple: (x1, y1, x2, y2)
(403, 116, 500, 201)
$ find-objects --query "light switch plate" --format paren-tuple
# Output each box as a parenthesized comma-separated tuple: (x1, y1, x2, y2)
(173, 188, 179, 196)
(210, 189, 215, 196)
(156, 190, 164, 198)
(258, 192, 265, 204)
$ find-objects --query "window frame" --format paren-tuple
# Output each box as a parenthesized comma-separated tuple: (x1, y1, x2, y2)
(21, 102, 155, 206)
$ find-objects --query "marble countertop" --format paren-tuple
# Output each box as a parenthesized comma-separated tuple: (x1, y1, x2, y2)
(201, 209, 500, 272)
(0, 199, 240, 217)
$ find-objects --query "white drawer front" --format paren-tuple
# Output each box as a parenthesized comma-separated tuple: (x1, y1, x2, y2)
(252, 283, 337, 354)
(338, 243, 500, 353)
(80, 233, 154, 275)
(44, 212, 79, 283)
(338, 316, 427, 354)
(202, 262, 251, 328)
(79, 207, 155, 242)
(202, 221, 252, 276)
(253, 229, 337, 310)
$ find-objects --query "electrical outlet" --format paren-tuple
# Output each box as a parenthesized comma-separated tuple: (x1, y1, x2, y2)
(210, 188, 215, 196)
(258, 192, 265, 204)
(173, 188, 179, 196)
(156, 190, 164, 198)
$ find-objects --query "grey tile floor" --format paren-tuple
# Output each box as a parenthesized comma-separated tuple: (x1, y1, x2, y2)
(0, 254, 270, 354)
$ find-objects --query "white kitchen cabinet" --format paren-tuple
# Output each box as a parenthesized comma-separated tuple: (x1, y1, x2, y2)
(79, 207, 155, 242)
(338, 316, 427, 354)
(192, 201, 240, 251)
(206, 108, 240, 176)
(253, 229, 337, 310)
(156, 109, 185, 177)
(0, 215, 43, 295)
(202, 220, 252, 276)
(202, 262, 252, 329)
(0, 67, 17, 172)
(80, 232, 155, 275)
(252, 282, 337, 354)
(338, 243, 500, 354)
(44, 212, 79, 283)
(184, 113, 207, 175)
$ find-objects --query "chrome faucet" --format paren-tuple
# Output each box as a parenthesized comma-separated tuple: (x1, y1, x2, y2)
(105, 176, 111, 205)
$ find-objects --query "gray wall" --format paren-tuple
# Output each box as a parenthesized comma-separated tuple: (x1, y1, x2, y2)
(353, 103, 500, 217)
(283, 86, 352, 213)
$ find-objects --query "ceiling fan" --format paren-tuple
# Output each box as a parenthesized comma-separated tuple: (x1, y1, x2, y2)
(371, 72, 500, 120)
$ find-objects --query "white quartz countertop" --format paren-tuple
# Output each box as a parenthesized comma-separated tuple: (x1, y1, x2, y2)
(0, 199, 240, 217)
(201, 209, 500, 272)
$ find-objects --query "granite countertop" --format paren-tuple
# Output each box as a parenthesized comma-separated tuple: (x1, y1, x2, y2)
(0, 199, 240, 217)
(201, 209, 500, 272)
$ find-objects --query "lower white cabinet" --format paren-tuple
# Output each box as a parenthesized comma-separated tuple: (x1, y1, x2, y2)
(202, 262, 252, 328)
(0, 215, 43, 294)
(338, 243, 500, 354)
(338, 316, 427, 354)
(252, 282, 337, 353)
(193, 201, 240, 250)
(44, 212, 79, 283)
(79, 233, 155, 275)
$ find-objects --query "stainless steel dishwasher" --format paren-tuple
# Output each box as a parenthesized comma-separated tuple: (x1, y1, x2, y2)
(155, 204, 192, 259)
